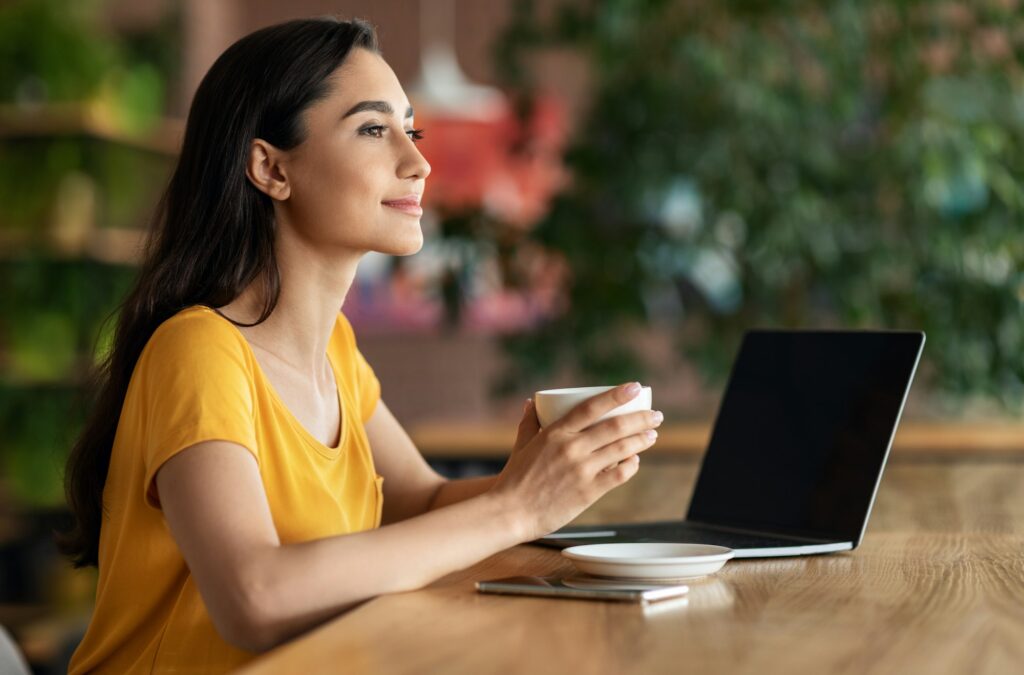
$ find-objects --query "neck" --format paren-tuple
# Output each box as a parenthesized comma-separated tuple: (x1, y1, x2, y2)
(219, 228, 363, 376)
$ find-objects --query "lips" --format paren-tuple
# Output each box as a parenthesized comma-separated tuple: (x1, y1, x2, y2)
(381, 195, 421, 207)
(381, 195, 423, 216)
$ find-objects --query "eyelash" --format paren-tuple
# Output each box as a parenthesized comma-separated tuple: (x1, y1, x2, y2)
(360, 125, 425, 143)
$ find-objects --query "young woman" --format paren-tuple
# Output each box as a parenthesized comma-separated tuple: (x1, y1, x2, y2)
(61, 16, 662, 674)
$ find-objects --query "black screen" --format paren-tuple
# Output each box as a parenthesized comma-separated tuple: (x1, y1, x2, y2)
(687, 331, 924, 542)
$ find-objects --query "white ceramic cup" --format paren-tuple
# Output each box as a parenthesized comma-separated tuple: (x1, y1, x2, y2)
(533, 385, 653, 428)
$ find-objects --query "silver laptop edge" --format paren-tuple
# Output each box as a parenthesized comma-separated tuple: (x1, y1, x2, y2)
(731, 541, 853, 558)
(852, 332, 926, 549)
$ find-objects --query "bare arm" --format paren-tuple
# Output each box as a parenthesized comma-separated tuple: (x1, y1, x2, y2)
(364, 400, 531, 517)
(428, 475, 498, 510)
(157, 444, 523, 652)
(361, 401, 446, 524)
(155, 384, 660, 652)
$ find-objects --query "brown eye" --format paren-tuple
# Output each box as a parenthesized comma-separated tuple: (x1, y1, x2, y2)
(360, 125, 385, 138)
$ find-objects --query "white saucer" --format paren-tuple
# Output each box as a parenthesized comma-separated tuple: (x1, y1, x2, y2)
(562, 543, 734, 580)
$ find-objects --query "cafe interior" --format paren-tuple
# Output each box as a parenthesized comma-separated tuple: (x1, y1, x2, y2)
(1, 0, 1023, 673)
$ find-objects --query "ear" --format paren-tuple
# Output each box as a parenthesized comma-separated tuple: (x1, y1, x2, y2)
(245, 139, 291, 201)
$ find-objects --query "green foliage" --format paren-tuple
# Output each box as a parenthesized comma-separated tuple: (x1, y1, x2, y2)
(0, 384, 84, 506)
(0, 0, 116, 102)
(0, 0, 179, 122)
(0, 137, 175, 232)
(494, 0, 1024, 406)
(0, 258, 136, 378)
(0, 1, 180, 232)
(0, 2, 180, 507)
(0, 258, 135, 506)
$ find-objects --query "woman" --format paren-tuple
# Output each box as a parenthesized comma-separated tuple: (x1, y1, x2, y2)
(61, 16, 662, 674)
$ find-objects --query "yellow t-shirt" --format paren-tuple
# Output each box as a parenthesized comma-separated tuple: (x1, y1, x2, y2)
(69, 305, 383, 674)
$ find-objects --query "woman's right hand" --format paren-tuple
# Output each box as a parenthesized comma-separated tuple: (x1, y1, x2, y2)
(491, 382, 664, 542)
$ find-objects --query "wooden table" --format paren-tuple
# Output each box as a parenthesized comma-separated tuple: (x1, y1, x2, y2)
(237, 458, 1024, 674)
(408, 420, 1024, 459)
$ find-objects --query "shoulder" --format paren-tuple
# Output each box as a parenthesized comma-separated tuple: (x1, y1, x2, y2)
(330, 311, 381, 420)
(329, 310, 374, 372)
(330, 310, 362, 353)
(333, 310, 356, 339)
(140, 305, 254, 373)
(151, 305, 246, 344)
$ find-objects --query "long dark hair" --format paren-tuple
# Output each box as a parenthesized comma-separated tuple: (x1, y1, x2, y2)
(59, 17, 379, 568)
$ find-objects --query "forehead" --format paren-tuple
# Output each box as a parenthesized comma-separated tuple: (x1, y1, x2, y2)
(326, 48, 410, 113)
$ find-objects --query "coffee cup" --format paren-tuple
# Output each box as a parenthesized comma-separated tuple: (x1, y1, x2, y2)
(533, 385, 653, 428)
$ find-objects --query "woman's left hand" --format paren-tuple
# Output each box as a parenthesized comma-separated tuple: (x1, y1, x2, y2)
(512, 399, 541, 452)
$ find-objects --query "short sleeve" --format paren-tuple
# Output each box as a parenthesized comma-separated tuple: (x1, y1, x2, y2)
(334, 313, 381, 422)
(134, 310, 259, 508)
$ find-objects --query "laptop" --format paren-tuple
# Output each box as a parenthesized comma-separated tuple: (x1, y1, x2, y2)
(536, 330, 926, 558)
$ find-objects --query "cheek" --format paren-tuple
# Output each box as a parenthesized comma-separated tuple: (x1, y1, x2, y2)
(311, 151, 376, 203)
(283, 142, 421, 255)
(290, 153, 380, 228)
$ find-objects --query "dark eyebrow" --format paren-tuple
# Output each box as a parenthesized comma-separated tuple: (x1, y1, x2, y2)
(342, 100, 414, 119)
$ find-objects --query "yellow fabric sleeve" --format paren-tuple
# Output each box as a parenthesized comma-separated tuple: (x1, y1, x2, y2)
(135, 311, 260, 509)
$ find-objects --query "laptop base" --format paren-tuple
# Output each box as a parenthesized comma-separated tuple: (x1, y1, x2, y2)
(536, 521, 854, 558)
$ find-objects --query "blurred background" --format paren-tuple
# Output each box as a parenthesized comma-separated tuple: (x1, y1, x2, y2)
(2, 0, 1023, 671)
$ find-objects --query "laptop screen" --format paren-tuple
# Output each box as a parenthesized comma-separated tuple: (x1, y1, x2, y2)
(687, 330, 924, 542)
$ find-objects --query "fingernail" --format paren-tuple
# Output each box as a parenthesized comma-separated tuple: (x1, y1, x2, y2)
(523, 399, 532, 412)
(652, 411, 664, 425)
(624, 382, 641, 397)
(645, 429, 658, 441)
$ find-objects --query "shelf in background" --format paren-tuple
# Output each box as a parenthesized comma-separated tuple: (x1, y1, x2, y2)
(0, 103, 183, 155)
(0, 227, 146, 265)
(409, 420, 1024, 460)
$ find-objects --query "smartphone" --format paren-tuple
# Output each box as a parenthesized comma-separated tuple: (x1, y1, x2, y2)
(475, 576, 689, 603)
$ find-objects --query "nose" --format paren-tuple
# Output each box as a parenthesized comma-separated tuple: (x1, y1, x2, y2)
(399, 136, 431, 181)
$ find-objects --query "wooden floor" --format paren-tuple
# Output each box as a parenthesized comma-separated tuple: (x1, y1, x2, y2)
(238, 458, 1024, 675)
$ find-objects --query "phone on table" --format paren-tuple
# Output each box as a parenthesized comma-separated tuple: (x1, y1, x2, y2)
(475, 576, 689, 603)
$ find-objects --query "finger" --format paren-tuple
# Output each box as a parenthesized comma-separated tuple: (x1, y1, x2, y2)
(595, 453, 641, 488)
(582, 410, 663, 451)
(558, 382, 644, 434)
(589, 430, 658, 473)
(513, 399, 540, 452)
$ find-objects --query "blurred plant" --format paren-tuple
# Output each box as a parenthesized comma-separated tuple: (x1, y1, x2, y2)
(492, 0, 1024, 407)
(0, 258, 135, 506)
(0, 0, 180, 233)
(0, 0, 179, 508)
(0, 385, 83, 506)
(0, 0, 177, 129)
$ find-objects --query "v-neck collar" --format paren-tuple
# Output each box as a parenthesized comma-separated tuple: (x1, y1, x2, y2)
(203, 306, 348, 459)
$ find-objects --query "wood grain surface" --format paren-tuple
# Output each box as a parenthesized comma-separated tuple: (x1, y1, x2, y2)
(409, 421, 1024, 458)
(236, 460, 1024, 675)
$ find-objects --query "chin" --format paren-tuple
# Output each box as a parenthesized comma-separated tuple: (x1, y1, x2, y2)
(384, 233, 424, 257)
(399, 238, 424, 256)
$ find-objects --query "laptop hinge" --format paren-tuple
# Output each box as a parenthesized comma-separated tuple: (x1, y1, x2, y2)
(685, 519, 835, 544)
